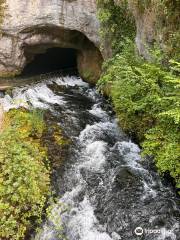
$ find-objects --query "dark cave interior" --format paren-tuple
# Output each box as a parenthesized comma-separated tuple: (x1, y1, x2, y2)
(22, 47, 77, 76)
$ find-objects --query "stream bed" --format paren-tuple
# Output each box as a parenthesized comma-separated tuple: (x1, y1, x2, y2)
(0, 74, 179, 240)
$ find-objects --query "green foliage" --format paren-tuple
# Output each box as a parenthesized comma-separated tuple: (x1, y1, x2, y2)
(97, 0, 136, 53)
(52, 124, 70, 146)
(143, 124, 180, 187)
(0, 109, 50, 239)
(97, 0, 180, 191)
(98, 41, 180, 189)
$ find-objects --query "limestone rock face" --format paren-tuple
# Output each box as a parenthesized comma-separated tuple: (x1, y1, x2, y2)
(127, 2, 159, 60)
(114, 1, 179, 60)
(128, 1, 179, 60)
(0, 0, 102, 83)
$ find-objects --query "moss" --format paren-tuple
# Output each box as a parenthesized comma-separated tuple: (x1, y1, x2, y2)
(52, 124, 70, 146)
(82, 69, 94, 81)
(42, 116, 71, 168)
(0, 108, 50, 239)
(0, 70, 21, 78)
(4, 87, 13, 96)
(155, 1, 179, 60)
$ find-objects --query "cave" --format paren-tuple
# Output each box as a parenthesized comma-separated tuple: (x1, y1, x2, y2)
(18, 27, 103, 83)
(22, 47, 77, 76)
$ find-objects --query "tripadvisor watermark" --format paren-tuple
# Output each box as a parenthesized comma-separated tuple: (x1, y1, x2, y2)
(134, 226, 173, 237)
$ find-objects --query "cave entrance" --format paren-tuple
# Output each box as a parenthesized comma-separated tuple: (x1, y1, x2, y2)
(22, 47, 77, 76)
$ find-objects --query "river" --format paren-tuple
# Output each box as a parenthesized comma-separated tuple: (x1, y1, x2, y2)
(0, 74, 179, 240)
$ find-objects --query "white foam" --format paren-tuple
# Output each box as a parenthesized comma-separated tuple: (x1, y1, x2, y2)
(54, 76, 89, 87)
(85, 88, 100, 101)
(0, 75, 89, 112)
(0, 93, 30, 111)
(34, 226, 54, 240)
(80, 141, 108, 172)
(142, 181, 157, 199)
(0, 83, 65, 111)
(110, 141, 158, 199)
(65, 197, 112, 240)
(61, 184, 84, 204)
(157, 225, 178, 240)
(36, 186, 113, 240)
(112, 141, 141, 166)
(89, 104, 109, 120)
(79, 122, 121, 145)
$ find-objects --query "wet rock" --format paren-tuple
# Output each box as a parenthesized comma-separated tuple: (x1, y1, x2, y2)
(42, 117, 71, 168)
(0, 91, 4, 97)
(114, 167, 142, 189)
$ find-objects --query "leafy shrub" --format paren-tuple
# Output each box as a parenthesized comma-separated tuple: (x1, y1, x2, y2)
(142, 62, 180, 189)
(0, 109, 50, 239)
(98, 42, 180, 190)
(143, 123, 180, 188)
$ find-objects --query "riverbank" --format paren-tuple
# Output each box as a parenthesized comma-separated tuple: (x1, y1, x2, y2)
(97, 0, 180, 192)
(0, 108, 51, 239)
(0, 86, 71, 239)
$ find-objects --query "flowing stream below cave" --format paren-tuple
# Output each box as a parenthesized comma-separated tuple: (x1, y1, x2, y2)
(0, 74, 179, 240)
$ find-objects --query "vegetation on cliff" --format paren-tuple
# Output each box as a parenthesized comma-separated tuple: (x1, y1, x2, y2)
(97, 0, 136, 54)
(97, 0, 180, 191)
(130, 0, 180, 60)
(0, 109, 50, 239)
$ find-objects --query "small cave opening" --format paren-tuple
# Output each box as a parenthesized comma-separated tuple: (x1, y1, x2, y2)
(22, 47, 77, 76)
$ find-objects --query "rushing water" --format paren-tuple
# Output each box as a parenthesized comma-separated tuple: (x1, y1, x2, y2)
(0, 75, 179, 240)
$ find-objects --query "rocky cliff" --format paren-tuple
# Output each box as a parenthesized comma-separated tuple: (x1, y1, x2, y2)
(100, 0, 179, 61)
(0, 0, 102, 83)
(128, 0, 179, 61)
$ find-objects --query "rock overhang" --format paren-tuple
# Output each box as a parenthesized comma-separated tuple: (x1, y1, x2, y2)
(0, 0, 102, 83)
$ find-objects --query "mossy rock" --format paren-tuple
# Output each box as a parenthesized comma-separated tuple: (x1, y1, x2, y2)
(42, 119, 71, 168)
